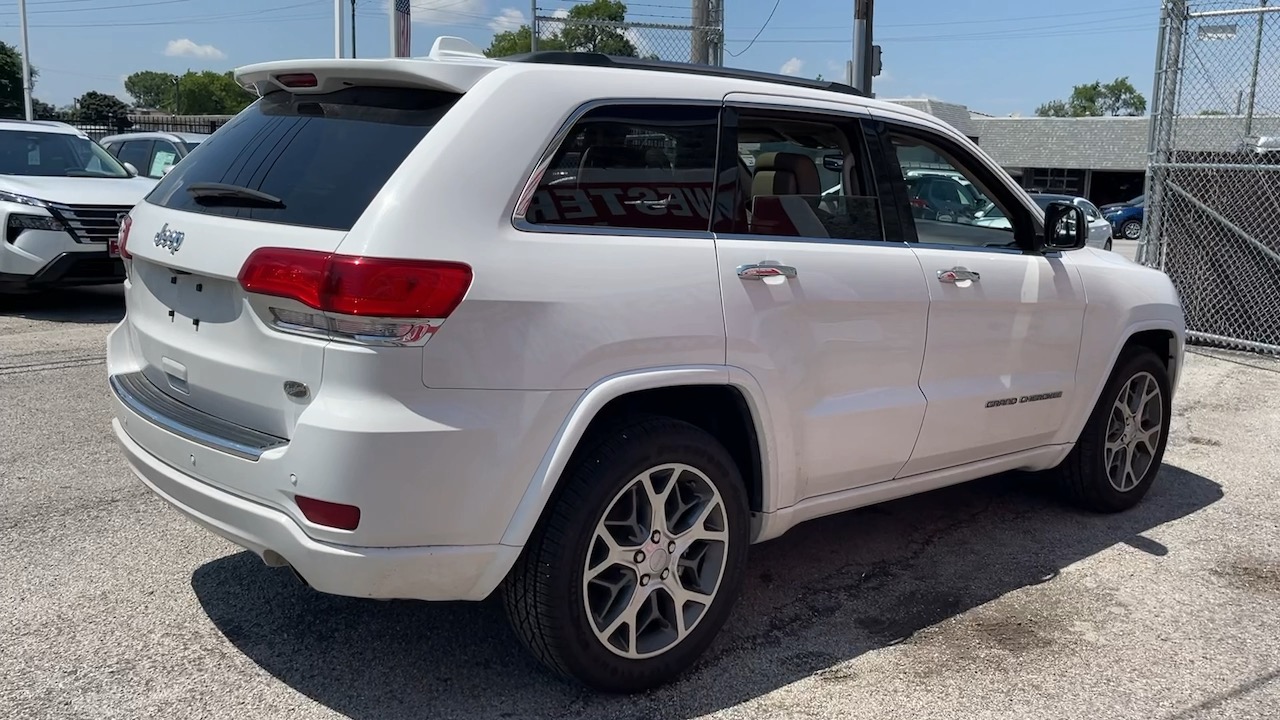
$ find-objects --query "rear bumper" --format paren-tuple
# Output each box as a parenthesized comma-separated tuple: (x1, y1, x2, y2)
(113, 417, 520, 601)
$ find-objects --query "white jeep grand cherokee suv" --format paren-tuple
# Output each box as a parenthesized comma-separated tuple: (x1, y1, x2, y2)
(107, 38, 1185, 693)
(0, 120, 158, 293)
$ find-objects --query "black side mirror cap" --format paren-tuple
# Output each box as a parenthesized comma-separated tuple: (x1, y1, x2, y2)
(1041, 201, 1089, 251)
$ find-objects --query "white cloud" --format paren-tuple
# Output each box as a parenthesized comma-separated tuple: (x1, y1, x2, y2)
(552, 7, 570, 19)
(385, 0, 487, 25)
(624, 27, 658, 58)
(780, 57, 804, 76)
(164, 38, 226, 60)
(489, 8, 525, 33)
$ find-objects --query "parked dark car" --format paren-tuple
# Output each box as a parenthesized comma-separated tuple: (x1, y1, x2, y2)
(1101, 194, 1145, 240)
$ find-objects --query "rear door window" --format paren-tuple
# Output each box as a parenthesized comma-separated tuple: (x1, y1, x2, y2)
(146, 86, 461, 231)
(520, 104, 720, 234)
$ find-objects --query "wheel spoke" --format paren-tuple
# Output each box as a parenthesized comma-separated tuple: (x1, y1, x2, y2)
(585, 532, 637, 579)
(642, 467, 681, 536)
(674, 498, 727, 544)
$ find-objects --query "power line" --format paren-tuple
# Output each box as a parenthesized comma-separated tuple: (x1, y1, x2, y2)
(726, 0, 781, 58)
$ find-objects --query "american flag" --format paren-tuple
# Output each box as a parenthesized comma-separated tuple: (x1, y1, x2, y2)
(393, 0, 411, 57)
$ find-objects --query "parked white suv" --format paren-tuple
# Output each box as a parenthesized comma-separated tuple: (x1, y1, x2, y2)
(0, 120, 158, 293)
(107, 39, 1185, 693)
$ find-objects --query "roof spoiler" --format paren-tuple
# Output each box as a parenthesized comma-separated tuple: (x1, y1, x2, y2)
(234, 36, 498, 97)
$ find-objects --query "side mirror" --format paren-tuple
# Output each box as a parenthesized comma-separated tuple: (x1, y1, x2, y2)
(822, 154, 844, 172)
(122, 162, 139, 177)
(1042, 200, 1088, 251)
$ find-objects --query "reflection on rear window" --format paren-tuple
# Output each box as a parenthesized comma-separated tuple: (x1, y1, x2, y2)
(146, 86, 460, 231)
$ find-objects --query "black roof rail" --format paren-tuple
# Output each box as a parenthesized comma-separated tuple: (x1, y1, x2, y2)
(501, 51, 869, 98)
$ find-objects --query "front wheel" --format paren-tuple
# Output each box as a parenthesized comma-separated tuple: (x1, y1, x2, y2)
(502, 416, 750, 693)
(1053, 347, 1172, 512)
(1121, 219, 1142, 240)
(1104, 238, 1113, 252)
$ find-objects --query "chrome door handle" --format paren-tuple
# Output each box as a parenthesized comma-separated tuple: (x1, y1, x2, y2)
(738, 261, 798, 280)
(937, 267, 980, 283)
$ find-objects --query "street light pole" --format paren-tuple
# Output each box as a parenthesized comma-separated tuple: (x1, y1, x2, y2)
(1245, 0, 1267, 136)
(18, 0, 34, 120)
(351, 0, 358, 58)
(334, 0, 344, 57)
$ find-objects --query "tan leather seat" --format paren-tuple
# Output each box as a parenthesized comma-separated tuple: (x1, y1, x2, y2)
(748, 152, 830, 238)
(750, 151, 822, 198)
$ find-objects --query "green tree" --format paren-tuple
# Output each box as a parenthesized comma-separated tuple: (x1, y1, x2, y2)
(0, 41, 38, 120)
(175, 70, 254, 115)
(485, 25, 565, 57)
(124, 70, 179, 110)
(1035, 76, 1147, 117)
(485, 0, 635, 57)
(31, 98, 60, 120)
(559, 0, 636, 55)
(73, 90, 131, 125)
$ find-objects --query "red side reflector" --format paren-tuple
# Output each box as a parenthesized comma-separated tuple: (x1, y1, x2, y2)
(111, 214, 132, 259)
(275, 73, 318, 88)
(238, 248, 473, 319)
(295, 495, 361, 531)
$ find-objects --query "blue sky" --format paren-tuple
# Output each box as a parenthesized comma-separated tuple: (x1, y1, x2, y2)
(0, 0, 1164, 115)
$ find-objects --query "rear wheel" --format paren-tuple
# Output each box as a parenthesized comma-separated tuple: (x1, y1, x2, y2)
(1121, 219, 1142, 240)
(1054, 347, 1172, 512)
(502, 416, 750, 693)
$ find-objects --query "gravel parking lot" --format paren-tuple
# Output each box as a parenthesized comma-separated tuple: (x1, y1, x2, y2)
(3, 255, 1278, 719)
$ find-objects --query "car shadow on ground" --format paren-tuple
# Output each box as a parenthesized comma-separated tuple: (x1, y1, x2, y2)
(0, 285, 124, 324)
(191, 465, 1222, 720)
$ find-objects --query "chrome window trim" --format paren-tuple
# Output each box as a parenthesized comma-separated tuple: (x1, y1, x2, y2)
(509, 97, 723, 238)
(110, 371, 289, 461)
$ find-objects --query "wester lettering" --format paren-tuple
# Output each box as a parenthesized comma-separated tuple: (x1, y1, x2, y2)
(528, 184, 715, 228)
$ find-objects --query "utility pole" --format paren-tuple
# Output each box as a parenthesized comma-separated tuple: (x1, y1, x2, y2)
(18, 0, 33, 120)
(851, 0, 878, 95)
(351, 0, 358, 58)
(1245, 0, 1267, 136)
(691, 0, 709, 64)
(530, 0, 538, 51)
(334, 0, 344, 58)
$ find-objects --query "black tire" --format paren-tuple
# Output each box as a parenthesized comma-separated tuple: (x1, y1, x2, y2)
(1121, 219, 1142, 240)
(1104, 239, 1113, 252)
(501, 415, 751, 693)
(1054, 346, 1172, 513)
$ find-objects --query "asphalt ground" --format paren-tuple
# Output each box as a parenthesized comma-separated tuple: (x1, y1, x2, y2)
(3, 251, 1279, 719)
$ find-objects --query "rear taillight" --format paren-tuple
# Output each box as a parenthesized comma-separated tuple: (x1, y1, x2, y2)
(237, 248, 473, 346)
(294, 495, 360, 531)
(110, 214, 132, 259)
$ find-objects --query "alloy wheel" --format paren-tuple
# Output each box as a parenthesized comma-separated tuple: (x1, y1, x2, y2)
(1104, 371, 1163, 492)
(582, 463, 729, 659)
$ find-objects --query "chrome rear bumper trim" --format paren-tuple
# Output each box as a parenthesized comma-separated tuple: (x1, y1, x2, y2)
(109, 371, 288, 461)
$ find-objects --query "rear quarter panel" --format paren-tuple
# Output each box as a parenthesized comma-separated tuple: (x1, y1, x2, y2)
(336, 65, 741, 392)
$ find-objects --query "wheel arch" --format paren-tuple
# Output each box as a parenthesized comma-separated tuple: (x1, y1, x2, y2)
(1062, 319, 1184, 446)
(498, 366, 777, 551)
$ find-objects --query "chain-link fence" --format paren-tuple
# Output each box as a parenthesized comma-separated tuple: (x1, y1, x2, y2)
(532, 1, 723, 65)
(1140, 0, 1280, 354)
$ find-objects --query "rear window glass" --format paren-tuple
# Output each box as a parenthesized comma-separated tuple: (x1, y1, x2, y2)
(146, 86, 459, 231)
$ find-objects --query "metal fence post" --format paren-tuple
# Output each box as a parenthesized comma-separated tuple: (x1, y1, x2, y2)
(1139, 0, 1187, 269)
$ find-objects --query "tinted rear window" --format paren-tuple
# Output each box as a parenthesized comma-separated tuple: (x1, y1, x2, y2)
(146, 86, 459, 231)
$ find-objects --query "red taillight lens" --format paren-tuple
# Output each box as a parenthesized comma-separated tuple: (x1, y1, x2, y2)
(294, 495, 360, 531)
(275, 73, 318, 88)
(237, 248, 473, 318)
(111, 214, 132, 259)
